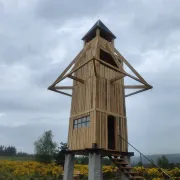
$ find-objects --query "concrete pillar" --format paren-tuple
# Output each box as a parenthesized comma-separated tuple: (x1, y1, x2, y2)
(88, 153, 102, 180)
(63, 154, 75, 180)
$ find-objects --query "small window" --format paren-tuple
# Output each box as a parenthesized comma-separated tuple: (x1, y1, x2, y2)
(86, 121, 90, 127)
(100, 49, 118, 68)
(82, 117, 86, 122)
(73, 115, 90, 129)
(82, 122, 86, 127)
(87, 116, 90, 122)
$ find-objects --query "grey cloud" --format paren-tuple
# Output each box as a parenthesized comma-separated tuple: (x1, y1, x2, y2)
(0, 123, 68, 153)
(0, 87, 71, 113)
(106, 0, 180, 53)
(35, 0, 108, 22)
(0, 0, 180, 154)
(126, 70, 180, 154)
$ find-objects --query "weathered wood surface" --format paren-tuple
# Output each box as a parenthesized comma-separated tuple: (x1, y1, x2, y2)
(48, 33, 152, 152)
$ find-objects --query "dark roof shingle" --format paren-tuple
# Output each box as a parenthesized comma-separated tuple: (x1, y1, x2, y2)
(82, 20, 116, 41)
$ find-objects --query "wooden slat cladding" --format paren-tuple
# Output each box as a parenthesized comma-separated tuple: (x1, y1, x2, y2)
(68, 36, 128, 152)
(70, 76, 95, 116)
(68, 111, 95, 150)
(96, 77, 125, 115)
(118, 117, 128, 152)
(95, 110, 127, 151)
(68, 109, 127, 151)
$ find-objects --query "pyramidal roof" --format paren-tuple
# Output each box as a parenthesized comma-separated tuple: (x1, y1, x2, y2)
(82, 20, 116, 41)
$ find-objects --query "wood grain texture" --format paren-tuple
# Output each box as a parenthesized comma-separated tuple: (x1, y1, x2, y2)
(67, 36, 128, 151)
(49, 88, 72, 97)
(54, 86, 73, 89)
(48, 34, 152, 152)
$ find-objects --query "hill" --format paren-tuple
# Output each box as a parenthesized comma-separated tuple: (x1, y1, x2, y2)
(131, 153, 180, 165)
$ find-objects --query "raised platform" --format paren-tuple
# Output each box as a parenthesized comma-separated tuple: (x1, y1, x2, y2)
(61, 148, 134, 157)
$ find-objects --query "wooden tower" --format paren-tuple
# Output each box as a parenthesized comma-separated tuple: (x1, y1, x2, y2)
(48, 20, 152, 180)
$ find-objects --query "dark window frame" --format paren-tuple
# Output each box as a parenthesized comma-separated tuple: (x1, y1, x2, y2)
(100, 49, 118, 68)
(73, 115, 90, 129)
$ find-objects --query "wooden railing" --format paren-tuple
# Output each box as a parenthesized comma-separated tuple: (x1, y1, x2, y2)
(118, 134, 174, 180)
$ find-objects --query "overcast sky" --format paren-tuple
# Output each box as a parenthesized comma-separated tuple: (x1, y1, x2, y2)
(0, 0, 180, 155)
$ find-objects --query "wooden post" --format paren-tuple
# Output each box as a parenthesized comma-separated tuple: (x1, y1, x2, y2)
(96, 28, 100, 37)
(84, 40, 86, 47)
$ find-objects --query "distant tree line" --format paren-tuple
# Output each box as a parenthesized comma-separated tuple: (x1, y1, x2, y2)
(1, 130, 180, 170)
(0, 145, 33, 157)
(133, 155, 180, 169)
(16, 151, 34, 157)
(0, 145, 16, 156)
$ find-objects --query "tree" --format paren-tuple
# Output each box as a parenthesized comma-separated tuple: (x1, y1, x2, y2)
(34, 130, 57, 163)
(150, 159, 155, 168)
(137, 161, 143, 167)
(102, 157, 111, 165)
(157, 155, 169, 169)
(75, 156, 88, 165)
(54, 142, 68, 169)
(59, 142, 68, 150)
(0, 145, 16, 156)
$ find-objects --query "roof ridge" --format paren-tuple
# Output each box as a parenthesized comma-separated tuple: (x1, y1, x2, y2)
(82, 20, 116, 41)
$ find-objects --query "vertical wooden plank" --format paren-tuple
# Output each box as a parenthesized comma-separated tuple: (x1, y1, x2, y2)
(117, 117, 119, 151)
(123, 118, 126, 151)
(91, 111, 93, 147)
(94, 110, 96, 144)
(68, 119, 71, 148)
(100, 112, 102, 148)
(97, 111, 100, 148)
(105, 114, 107, 150)
(67, 34, 128, 153)
(115, 117, 117, 151)
(125, 118, 128, 151)
(121, 117, 123, 152)
(102, 112, 105, 149)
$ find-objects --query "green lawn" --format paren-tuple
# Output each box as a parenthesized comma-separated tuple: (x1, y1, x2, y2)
(0, 156, 34, 161)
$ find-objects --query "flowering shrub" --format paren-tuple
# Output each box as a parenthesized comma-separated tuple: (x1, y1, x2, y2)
(0, 160, 63, 179)
(0, 160, 180, 179)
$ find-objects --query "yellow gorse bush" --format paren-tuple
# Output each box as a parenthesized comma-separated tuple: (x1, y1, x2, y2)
(0, 161, 117, 177)
(0, 160, 180, 179)
(0, 160, 63, 177)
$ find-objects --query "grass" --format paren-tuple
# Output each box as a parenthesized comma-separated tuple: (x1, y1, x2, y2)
(0, 156, 34, 161)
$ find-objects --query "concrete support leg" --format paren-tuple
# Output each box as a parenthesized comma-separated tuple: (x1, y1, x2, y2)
(63, 154, 75, 180)
(88, 153, 102, 180)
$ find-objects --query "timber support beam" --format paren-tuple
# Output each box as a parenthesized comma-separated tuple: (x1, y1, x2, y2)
(48, 87, 72, 97)
(68, 74, 84, 84)
(54, 86, 73, 90)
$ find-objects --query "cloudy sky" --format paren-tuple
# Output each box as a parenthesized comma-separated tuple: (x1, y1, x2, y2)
(0, 0, 180, 155)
